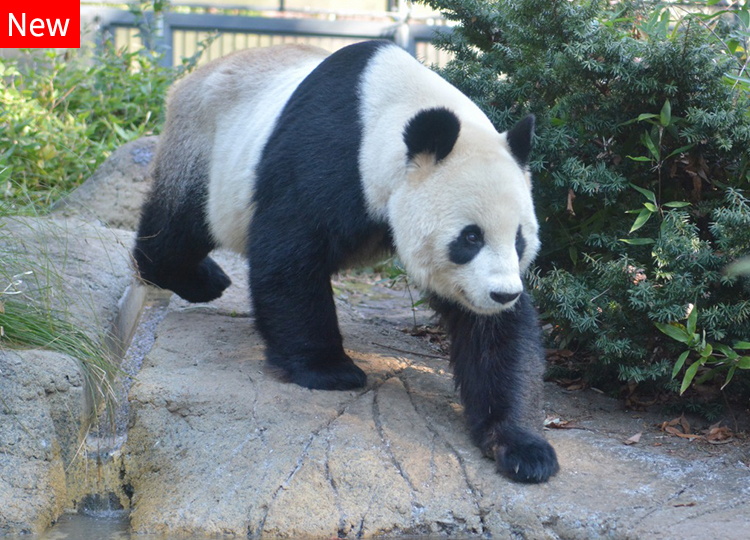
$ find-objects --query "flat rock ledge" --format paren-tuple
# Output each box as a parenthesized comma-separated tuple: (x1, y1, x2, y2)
(121, 253, 750, 539)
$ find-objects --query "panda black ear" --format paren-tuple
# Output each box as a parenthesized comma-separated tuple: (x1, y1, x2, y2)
(505, 114, 535, 167)
(403, 108, 461, 163)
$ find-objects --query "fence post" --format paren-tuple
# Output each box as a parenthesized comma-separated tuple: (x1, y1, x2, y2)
(160, 14, 173, 68)
(394, 22, 415, 56)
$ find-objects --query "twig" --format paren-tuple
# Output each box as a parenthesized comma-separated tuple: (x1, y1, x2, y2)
(370, 341, 447, 359)
(722, 390, 739, 435)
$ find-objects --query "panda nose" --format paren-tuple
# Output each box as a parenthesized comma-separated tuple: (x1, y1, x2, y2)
(490, 291, 521, 305)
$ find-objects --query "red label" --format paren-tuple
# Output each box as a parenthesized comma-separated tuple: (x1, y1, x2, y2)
(1, 1, 80, 48)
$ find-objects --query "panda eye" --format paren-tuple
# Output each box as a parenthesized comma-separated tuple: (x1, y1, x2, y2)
(449, 225, 484, 265)
(465, 231, 480, 244)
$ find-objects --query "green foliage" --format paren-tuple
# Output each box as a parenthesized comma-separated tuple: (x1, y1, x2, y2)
(422, 0, 750, 398)
(0, 0, 187, 211)
(655, 302, 750, 393)
(0, 45, 172, 209)
(680, 0, 750, 93)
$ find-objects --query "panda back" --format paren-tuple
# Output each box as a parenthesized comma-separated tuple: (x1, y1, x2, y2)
(203, 45, 330, 253)
(249, 41, 395, 270)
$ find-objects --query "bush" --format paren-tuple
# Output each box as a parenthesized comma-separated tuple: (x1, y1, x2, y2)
(0, 43, 173, 210)
(0, 0, 193, 211)
(421, 0, 750, 400)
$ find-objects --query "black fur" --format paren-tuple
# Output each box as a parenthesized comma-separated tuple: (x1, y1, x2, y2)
(448, 224, 484, 265)
(506, 115, 535, 167)
(133, 161, 231, 302)
(515, 226, 526, 260)
(404, 107, 461, 163)
(248, 40, 391, 390)
(431, 292, 559, 483)
(490, 291, 521, 305)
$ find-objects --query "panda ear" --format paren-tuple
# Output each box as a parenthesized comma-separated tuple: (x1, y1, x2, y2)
(403, 108, 461, 164)
(505, 114, 535, 167)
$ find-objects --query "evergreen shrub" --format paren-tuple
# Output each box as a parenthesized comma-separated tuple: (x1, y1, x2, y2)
(420, 0, 750, 400)
(0, 1, 207, 210)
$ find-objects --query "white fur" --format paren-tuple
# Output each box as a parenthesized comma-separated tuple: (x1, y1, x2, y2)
(197, 47, 329, 253)
(358, 45, 539, 314)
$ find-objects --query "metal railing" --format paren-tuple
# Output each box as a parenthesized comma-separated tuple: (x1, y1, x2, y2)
(82, 6, 453, 67)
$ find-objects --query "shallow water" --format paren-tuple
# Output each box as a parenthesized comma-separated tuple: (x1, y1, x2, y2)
(15, 513, 130, 540)
(22, 513, 462, 540)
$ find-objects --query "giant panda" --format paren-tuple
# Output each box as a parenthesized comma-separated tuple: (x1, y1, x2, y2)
(133, 40, 559, 483)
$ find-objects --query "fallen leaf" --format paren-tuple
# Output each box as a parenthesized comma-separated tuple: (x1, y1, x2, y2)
(679, 415, 691, 434)
(544, 416, 569, 429)
(624, 432, 642, 445)
(705, 423, 734, 444)
(707, 438, 734, 445)
(663, 425, 703, 440)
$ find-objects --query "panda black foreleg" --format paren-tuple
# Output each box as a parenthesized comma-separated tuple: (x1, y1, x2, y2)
(134, 182, 231, 303)
(433, 293, 559, 483)
(249, 229, 367, 391)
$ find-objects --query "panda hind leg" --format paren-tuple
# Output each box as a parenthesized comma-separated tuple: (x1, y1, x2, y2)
(256, 283, 367, 390)
(134, 189, 231, 303)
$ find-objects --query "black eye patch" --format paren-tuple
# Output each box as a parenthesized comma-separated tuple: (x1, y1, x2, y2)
(449, 225, 484, 265)
(515, 226, 526, 260)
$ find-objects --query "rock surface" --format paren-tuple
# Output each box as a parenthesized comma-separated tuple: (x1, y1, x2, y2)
(1, 216, 135, 334)
(0, 217, 135, 534)
(0, 350, 82, 535)
(51, 137, 157, 230)
(123, 252, 750, 539)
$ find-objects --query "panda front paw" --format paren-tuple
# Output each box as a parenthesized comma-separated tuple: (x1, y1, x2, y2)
(496, 432, 559, 484)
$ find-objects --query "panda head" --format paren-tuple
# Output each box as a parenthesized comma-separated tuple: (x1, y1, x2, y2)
(389, 108, 539, 315)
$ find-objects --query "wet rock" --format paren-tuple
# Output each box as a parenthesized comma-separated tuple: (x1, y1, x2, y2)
(0, 217, 137, 534)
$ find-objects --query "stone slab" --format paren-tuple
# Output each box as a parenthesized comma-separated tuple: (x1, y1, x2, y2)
(125, 256, 750, 539)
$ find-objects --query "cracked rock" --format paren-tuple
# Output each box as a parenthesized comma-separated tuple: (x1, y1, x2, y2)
(123, 251, 750, 539)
